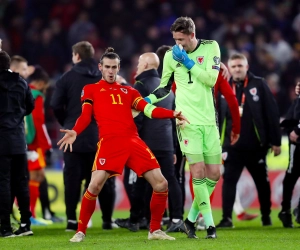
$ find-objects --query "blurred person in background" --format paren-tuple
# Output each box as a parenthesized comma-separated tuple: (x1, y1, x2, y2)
(10, 55, 32, 80)
(25, 66, 52, 225)
(10, 57, 62, 224)
(279, 81, 300, 228)
(51, 41, 116, 231)
(217, 53, 281, 228)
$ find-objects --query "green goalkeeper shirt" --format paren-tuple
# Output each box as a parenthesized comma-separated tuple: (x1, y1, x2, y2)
(148, 39, 220, 125)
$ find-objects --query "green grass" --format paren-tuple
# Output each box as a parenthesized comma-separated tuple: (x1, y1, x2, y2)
(2, 209, 300, 250)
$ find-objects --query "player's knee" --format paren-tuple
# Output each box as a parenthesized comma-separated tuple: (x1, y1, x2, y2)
(88, 181, 101, 195)
(212, 170, 220, 181)
(153, 178, 168, 192)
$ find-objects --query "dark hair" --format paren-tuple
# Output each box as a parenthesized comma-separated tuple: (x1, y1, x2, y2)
(0, 51, 11, 70)
(28, 65, 49, 84)
(156, 45, 171, 63)
(170, 16, 195, 35)
(72, 41, 95, 60)
(99, 47, 121, 64)
(10, 55, 28, 65)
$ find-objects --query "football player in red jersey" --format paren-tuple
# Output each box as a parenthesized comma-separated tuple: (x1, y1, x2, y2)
(58, 47, 189, 243)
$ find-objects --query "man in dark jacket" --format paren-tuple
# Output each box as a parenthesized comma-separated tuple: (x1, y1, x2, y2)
(216, 53, 281, 228)
(51, 41, 115, 231)
(0, 51, 34, 237)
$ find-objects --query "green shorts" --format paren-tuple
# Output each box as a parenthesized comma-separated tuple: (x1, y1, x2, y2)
(177, 124, 222, 164)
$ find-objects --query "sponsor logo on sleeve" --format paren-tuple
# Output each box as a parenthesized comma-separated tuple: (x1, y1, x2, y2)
(81, 90, 84, 97)
(212, 65, 220, 71)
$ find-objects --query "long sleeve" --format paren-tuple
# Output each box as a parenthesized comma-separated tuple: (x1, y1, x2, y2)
(72, 102, 93, 135)
(72, 85, 94, 135)
(190, 40, 220, 88)
(50, 77, 67, 126)
(217, 74, 240, 135)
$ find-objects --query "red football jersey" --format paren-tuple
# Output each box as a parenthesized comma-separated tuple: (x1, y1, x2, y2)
(80, 80, 142, 138)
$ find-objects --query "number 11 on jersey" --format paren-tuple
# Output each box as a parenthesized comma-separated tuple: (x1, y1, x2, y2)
(110, 94, 123, 105)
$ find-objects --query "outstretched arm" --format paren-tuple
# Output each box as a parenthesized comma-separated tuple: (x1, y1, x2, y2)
(145, 51, 174, 104)
(132, 96, 189, 123)
(57, 100, 92, 152)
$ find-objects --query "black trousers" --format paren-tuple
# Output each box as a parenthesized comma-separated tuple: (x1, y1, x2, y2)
(124, 150, 183, 223)
(222, 148, 271, 219)
(39, 177, 54, 218)
(281, 142, 300, 211)
(0, 154, 31, 229)
(173, 144, 186, 218)
(63, 152, 115, 223)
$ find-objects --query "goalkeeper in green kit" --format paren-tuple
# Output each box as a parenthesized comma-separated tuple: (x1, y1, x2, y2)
(144, 17, 221, 239)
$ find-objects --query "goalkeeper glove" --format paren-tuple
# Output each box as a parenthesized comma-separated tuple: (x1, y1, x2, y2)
(144, 97, 151, 104)
(172, 45, 195, 70)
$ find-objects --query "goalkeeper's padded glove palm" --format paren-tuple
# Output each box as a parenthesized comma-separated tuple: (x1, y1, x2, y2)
(172, 45, 195, 70)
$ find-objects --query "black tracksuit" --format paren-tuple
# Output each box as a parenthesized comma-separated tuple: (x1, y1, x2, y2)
(50, 58, 115, 224)
(280, 98, 300, 212)
(0, 70, 34, 231)
(219, 71, 281, 221)
(124, 69, 182, 223)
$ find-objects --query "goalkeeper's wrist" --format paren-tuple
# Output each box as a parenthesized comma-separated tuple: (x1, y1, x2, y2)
(146, 94, 158, 104)
(184, 59, 195, 70)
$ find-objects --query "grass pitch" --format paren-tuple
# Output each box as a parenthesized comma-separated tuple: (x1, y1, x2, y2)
(1, 209, 300, 250)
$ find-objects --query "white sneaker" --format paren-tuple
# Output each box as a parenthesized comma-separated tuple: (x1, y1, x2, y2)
(69, 231, 85, 242)
(196, 217, 206, 231)
(148, 229, 175, 240)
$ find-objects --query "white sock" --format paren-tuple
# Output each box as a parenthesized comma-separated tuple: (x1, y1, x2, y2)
(172, 219, 180, 223)
(233, 190, 244, 215)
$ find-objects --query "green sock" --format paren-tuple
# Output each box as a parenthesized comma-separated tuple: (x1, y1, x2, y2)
(187, 200, 200, 223)
(206, 178, 218, 196)
(192, 178, 215, 227)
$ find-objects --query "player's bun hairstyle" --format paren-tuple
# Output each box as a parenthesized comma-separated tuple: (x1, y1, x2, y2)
(100, 47, 121, 64)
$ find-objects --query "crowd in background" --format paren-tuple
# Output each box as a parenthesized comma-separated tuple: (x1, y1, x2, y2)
(0, 0, 300, 151)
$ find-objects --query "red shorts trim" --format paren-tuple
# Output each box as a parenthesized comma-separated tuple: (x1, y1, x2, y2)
(92, 136, 160, 176)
